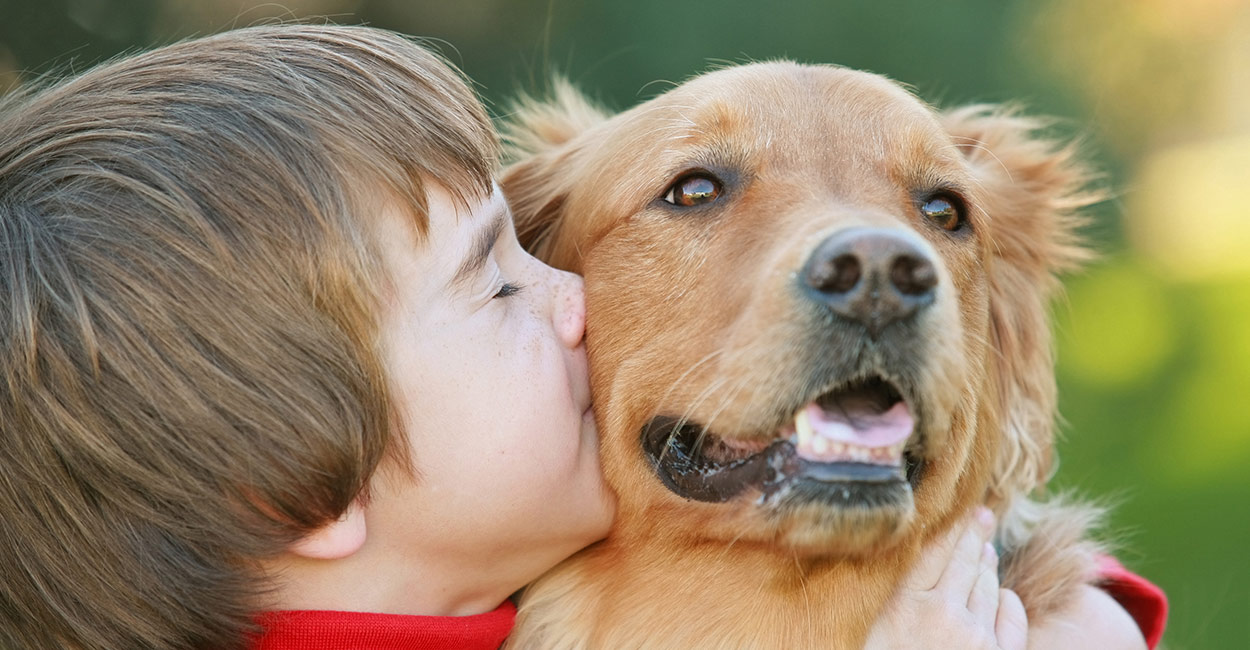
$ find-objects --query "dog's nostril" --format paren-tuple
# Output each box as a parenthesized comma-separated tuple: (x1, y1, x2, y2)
(890, 256, 937, 296)
(827, 254, 862, 294)
(806, 252, 862, 295)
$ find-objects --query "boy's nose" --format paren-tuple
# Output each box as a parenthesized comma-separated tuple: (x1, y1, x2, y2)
(552, 269, 586, 349)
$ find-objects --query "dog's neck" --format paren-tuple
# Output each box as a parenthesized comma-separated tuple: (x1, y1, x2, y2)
(511, 530, 920, 650)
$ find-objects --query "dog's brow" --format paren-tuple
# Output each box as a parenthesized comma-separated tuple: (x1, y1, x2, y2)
(449, 206, 508, 293)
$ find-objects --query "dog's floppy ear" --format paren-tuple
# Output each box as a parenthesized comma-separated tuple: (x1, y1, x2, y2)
(501, 79, 608, 265)
(942, 106, 1100, 507)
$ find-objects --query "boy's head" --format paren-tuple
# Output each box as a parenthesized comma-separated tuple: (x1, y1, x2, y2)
(0, 24, 511, 649)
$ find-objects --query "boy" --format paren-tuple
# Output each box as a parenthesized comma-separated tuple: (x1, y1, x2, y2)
(0, 24, 1156, 650)
(1, 23, 612, 648)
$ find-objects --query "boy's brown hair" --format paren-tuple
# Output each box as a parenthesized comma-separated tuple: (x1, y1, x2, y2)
(0, 24, 497, 649)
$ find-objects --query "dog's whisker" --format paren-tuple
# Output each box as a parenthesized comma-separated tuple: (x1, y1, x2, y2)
(655, 346, 730, 408)
(665, 372, 735, 459)
(689, 372, 757, 455)
(621, 103, 699, 125)
(794, 551, 815, 647)
(677, 373, 741, 453)
(715, 527, 752, 565)
(636, 78, 680, 96)
(670, 365, 735, 452)
(949, 137, 1016, 184)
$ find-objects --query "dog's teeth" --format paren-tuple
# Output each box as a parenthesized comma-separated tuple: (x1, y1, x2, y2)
(811, 435, 829, 456)
(792, 407, 910, 464)
(795, 409, 813, 449)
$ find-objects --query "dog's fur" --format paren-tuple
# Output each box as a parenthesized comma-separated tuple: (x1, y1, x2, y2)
(501, 62, 1105, 649)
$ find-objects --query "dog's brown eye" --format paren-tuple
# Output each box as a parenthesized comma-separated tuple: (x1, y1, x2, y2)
(663, 174, 722, 207)
(920, 195, 963, 231)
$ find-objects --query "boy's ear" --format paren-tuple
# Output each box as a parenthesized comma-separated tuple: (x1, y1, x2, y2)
(941, 106, 1099, 506)
(500, 78, 607, 267)
(288, 501, 367, 560)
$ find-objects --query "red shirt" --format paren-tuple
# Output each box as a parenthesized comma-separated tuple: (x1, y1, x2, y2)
(251, 560, 1166, 649)
(1096, 555, 1169, 649)
(252, 601, 515, 650)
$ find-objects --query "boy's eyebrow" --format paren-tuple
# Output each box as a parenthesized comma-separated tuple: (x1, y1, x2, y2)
(449, 205, 508, 292)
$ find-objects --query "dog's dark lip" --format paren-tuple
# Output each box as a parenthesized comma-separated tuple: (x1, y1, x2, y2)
(640, 375, 926, 504)
(640, 418, 795, 503)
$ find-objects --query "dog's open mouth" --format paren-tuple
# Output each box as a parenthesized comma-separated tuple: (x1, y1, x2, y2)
(641, 376, 923, 504)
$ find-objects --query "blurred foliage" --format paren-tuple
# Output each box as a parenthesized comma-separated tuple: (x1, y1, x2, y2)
(4, 0, 1249, 646)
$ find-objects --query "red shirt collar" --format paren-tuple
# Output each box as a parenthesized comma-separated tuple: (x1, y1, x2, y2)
(252, 600, 516, 650)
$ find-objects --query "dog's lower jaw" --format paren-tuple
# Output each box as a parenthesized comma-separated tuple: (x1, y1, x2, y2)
(507, 534, 916, 650)
(770, 499, 916, 557)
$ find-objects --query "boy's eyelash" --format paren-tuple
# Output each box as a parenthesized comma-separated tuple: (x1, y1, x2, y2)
(494, 282, 524, 299)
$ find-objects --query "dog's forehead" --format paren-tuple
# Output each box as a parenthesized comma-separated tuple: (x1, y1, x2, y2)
(628, 62, 953, 167)
(674, 63, 922, 114)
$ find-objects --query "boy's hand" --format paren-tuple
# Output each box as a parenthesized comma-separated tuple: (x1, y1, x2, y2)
(864, 507, 1028, 650)
(1026, 584, 1147, 650)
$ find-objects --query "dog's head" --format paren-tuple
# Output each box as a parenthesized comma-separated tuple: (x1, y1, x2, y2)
(503, 62, 1091, 557)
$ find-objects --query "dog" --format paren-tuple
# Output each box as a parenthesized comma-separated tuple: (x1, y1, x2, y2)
(501, 62, 1105, 649)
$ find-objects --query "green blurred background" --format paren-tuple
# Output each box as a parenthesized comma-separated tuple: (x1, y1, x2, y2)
(3, 0, 1246, 646)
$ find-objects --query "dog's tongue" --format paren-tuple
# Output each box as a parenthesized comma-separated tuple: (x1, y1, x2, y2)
(794, 400, 913, 464)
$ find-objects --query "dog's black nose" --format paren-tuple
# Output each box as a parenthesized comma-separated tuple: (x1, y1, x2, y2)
(802, 227, 937, 337)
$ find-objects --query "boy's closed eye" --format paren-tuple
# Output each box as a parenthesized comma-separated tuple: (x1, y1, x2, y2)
(449, 206, 509, 296)
(494, 282, 525, 299)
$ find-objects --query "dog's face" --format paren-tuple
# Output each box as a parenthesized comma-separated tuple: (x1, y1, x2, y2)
(504, 63, 1087, 557)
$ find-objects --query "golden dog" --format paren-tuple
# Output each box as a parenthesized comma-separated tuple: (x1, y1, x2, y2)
(502, 62, 1104, 649)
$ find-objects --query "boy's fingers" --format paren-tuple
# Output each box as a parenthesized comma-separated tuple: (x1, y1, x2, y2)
(995, 588, 1029, 650)
(904, 507, 993, 591)
(934, 513, 993, 599)
(902, 520, 965, 591)
(966, 543, 1000, 626)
